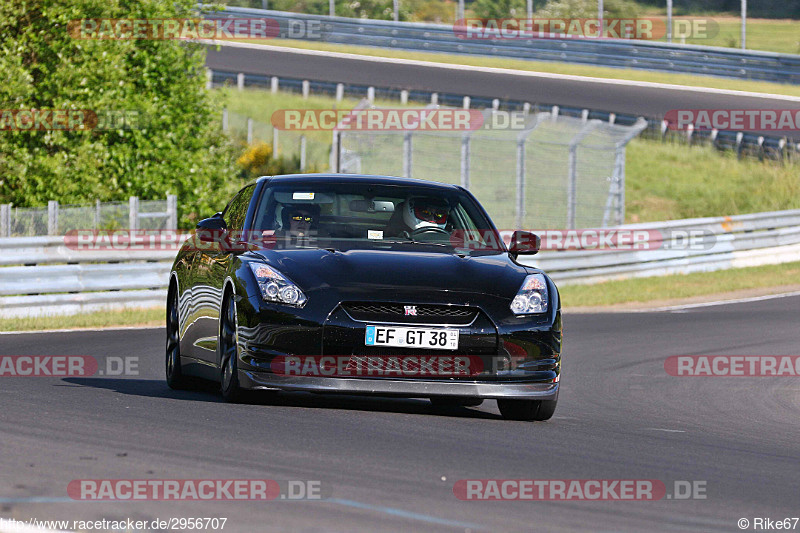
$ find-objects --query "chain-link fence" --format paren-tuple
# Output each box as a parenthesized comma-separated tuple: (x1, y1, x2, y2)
(335, 108, 646, 229)
(0, 196, 177, 237)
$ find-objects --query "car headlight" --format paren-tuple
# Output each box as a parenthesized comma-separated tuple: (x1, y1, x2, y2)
(510, 273, 548, 315)
(249, 263, 307, 307)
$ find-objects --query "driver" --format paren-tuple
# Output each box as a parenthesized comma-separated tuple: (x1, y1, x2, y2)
(275, 203, 321, 247)
(400, 196, 451, 236)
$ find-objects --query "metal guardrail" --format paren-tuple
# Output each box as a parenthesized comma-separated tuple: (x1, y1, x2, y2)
(521, 209, 800, 283)
(2, 209, 800, 317)
(211, 7, 800, 84)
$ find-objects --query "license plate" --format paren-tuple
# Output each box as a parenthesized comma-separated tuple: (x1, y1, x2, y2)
(365, 325, 459, 350)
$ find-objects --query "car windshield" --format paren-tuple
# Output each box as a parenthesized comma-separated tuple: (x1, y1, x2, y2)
(249, 181, 505, 255)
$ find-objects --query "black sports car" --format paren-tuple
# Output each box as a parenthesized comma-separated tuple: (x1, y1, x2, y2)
(167, 174, 561, 421)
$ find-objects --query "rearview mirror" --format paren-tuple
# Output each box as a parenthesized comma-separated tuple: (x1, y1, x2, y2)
(349, 200, 395, 213)
(508, 230, 540, 257)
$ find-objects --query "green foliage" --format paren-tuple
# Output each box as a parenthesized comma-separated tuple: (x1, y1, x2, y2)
(236, 141, 310, 179)
(537, 0, 639, 18)
(472, 0, 527, 19)
(0, 0, 239, 227)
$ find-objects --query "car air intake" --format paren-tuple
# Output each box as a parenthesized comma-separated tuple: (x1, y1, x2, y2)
(341, 302, 478, 326)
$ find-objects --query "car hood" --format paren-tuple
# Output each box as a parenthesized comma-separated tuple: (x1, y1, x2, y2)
(250, 248, 529, 303)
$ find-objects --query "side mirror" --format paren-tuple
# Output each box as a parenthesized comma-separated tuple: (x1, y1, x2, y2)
(509, 230, 540, 257)
(196, 215, 227, 243)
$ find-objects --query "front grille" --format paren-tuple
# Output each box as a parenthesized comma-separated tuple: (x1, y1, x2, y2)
(342, 302, 478, 325)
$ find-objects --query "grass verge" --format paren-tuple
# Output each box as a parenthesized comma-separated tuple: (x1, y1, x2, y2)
(559, 261, 800, 308)
(229, 38, 800, 98)
(0, 307, 164, 332)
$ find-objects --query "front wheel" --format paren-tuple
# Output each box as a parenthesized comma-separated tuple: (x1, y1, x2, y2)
(497, 396, 557, 421)
(219, 292, 246, 403)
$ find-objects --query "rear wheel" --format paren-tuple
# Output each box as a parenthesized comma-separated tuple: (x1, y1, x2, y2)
(497, 396, 557, 422)
(220, 292, 246, 403)
(166, 286, 190, 390)
(430, 397, 484, 408)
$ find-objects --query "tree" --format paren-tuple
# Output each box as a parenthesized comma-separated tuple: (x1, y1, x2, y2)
(0, 0, 238, 226)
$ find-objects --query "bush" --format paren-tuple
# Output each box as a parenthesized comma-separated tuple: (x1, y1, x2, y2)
(537, 0, 639, 18)
(236, 141, 312, 179)
(0, 0, 239, 227)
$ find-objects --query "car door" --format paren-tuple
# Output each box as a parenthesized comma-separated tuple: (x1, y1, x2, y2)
(189, 184, 256, 365)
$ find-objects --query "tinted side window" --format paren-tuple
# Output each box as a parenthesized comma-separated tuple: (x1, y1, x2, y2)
(224, 184, 256, 232)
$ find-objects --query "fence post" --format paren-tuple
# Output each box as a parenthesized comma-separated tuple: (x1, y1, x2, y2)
(48, 200, 59, 236)
(566, 144, 577, 230)
(247, 118, 253, 144)
(403, 132, 413, 178)
(222, 108, 228, 132)
(95, 199, 101, 229)
(237, 72, 245, 91)
(300, 135, 307, 171)
(460, 134, 471, 190)
(0, 203, 10, 237)
(167, 194, 178, 231)
(273, 126, 279, 155)
(205, 68, 213, 90)
(515, 140, 525, 230)
(129, 196, 139, 231)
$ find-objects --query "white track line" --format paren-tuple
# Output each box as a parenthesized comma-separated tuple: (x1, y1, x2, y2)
(201, 39, 800, 102)
(627, 290, 800, 313)
(0, 325, 163, 335)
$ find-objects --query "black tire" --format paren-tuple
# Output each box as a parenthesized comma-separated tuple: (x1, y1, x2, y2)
(166, 286, 190, 390)
(497, 397, 557, 421)
(430, 397, 484, 408)
(219, 291, 247, 403)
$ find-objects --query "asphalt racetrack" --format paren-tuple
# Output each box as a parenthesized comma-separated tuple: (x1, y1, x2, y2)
(1, 295, 799, 531)
(205, 42, 800, 133)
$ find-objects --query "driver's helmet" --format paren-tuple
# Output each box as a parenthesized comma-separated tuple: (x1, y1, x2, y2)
(403, 197, 449, 231)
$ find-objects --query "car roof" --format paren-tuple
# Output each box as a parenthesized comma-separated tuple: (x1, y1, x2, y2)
(256, 173, 461, 191)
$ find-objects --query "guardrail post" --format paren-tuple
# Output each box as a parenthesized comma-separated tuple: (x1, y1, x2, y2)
(736, 132, 744, 159)
(237, 73, 245, 91)
(551, 105, 559, 118)
(430, 93, 438, 106)
(302, 80, 310, 99)
(47, 200, 58, 236)
(492, 99, 499, 110)
(222, 108, 228, 132)
(271, 76, 279, 94)
(336, 83, 344, 102)
(609, 113, 616, 124)
(522, 103, 530, 115)
(400, 90, 408, 105)
(515, 139, 525, 230)
(167, 194, 178, 230)
(403, 132, 413, 178)
(0, 203, 10, 237)
(247, 118, 253, 144)
(205, 68, 213, 90)
(129, 196, 139, 231)
(462, 96, 470, 109)
(581, 109, 589, 123)
(367, 86, 375, 104)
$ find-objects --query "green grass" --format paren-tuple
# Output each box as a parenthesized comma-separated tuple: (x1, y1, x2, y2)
(229, 37, 800, 98)
(625, 139, 800, 222)
(0, 307, 163, 332)
(680, 17, 800, 53)
(559, 261, 800, 307)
